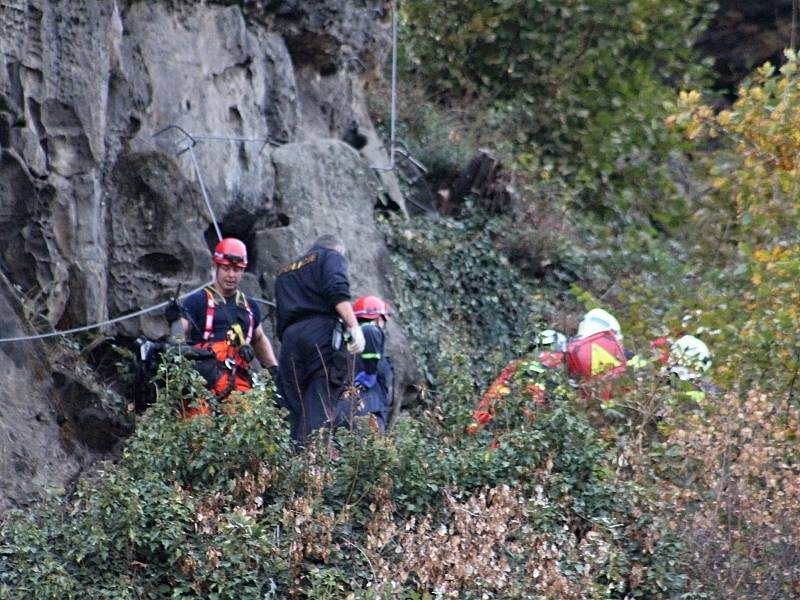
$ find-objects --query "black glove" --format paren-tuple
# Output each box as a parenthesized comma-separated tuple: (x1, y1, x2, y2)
(164, 298, 182, 324)
(267, 365, 279, 381)
(238, 344, 255, 363)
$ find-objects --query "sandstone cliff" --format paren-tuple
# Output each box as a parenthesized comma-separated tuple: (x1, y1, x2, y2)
(0, 0, 417, 510)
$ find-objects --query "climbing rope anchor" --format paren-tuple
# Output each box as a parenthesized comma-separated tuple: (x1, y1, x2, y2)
(153, 124, 283, 243)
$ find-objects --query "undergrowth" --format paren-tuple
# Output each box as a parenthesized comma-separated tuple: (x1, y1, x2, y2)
(1, 349, 694, 598)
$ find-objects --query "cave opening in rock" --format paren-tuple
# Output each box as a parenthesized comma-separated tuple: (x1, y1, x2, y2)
(137, 252, 184, 276)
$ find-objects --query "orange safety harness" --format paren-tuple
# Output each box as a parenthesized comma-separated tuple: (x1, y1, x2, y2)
(185, 287, 255, 418)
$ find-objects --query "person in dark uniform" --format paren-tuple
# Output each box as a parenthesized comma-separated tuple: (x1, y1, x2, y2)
(274, 234, 365, 441)
(335, 295, 395, 433)
(167, 237, 278, 417)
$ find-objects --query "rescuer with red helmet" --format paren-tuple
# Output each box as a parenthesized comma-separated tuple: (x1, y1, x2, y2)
(353, 295, 390, 321)
(335, 295, 395, 432)
(167, 237, 278, 416)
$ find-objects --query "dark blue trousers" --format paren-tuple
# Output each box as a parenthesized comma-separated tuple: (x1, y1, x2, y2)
(278, 316, 348, 441)
(332, 356, 394, 434)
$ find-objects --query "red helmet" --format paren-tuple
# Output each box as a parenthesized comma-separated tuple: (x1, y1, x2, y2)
(353, 295, 390, 320)
(212, 238, 247, 268)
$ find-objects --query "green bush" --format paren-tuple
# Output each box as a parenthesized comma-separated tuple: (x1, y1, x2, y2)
(368, 79, 479, 191)
(0, 355, 292, 599)
(380, 209, 559, 388)
(400, 0, 713, 218)
(0, 352, 692, 598)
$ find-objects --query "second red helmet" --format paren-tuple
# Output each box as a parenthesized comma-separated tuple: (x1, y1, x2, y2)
(353, 295, 390, 320)
(212, 238, 248, 268)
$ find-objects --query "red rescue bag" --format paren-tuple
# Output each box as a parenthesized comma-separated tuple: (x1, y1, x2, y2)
(566, 330, 627, 381)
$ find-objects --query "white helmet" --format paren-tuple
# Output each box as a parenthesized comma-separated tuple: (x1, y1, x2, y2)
(577, 308, 622, 339)
(534, 329, 567, 352)
(669, 335, 711, 381)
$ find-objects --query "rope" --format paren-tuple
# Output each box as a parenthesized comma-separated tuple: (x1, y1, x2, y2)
(0, 280, 214, 344)
(389, 0, 398, 162)
(153, 125, 223, 242)
(371, 0, 399, 172)
(152, 125, 286, 242)
(0, 125, 286, 345)
(187, 142, 223, 242)
(191, 134, 286, 150)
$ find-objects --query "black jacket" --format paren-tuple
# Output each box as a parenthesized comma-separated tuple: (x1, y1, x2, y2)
(274, 245, 351, 340)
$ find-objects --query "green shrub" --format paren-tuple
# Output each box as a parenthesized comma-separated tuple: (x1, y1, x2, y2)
(400, 0, 714, 218)
(0, 355, 292, 599)
(380, 209, 557, 388)
(0, 354, 692, 598)
(368, 78, 480, 191)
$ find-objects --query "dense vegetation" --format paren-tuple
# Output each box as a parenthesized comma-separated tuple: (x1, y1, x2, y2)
(1, 354, 694, 598)
(400, 0, 712, 221)
(3, 3, 800, 598)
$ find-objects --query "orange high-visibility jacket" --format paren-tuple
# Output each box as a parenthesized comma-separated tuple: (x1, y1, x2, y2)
(469, 351, 564, 433)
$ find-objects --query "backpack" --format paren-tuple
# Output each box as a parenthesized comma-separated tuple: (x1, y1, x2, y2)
(132, 338, 167, 412)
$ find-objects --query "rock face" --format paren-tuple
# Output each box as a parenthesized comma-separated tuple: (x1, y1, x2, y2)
(0, 0, 418, 511)
(0, 272, 91, 510)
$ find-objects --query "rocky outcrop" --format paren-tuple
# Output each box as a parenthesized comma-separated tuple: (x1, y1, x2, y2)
(0, 0, 418, 510)
(0, 269, 132, 510)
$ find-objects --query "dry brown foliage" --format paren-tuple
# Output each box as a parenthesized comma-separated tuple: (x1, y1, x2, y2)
(282, 458, 337, 567)
(660, 390, 800, 597)
(360, 481, 616, 598)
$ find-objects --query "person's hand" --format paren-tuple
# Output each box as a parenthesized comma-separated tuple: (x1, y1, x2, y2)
(267, 365, 279, 381)
(238, 344, 254, 363)
(164, 298, 182, 324)
(346, 325, 365, 354)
